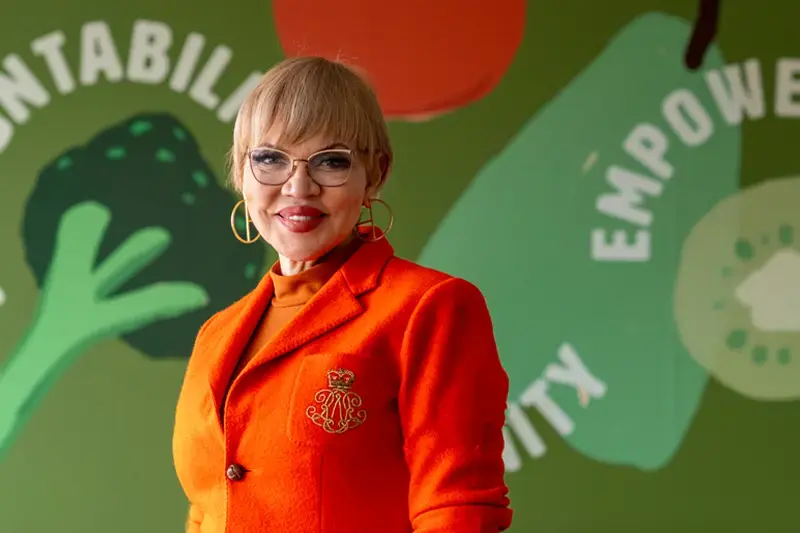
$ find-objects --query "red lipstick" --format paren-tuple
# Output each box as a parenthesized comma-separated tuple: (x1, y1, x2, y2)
(276, 206, 326, 233)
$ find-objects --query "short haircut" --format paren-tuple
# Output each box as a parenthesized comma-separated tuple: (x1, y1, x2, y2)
(228, 56, 393, 192)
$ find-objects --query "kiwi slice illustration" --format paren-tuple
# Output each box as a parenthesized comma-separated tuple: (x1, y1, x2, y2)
(674, 176, 800, 401)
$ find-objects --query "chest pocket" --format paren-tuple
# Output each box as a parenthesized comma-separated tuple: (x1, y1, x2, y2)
(286, 351, 398, 452)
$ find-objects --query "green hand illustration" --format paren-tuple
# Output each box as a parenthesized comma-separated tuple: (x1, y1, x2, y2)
(1, 113, 267, 461)
(0, 201, 208, 459)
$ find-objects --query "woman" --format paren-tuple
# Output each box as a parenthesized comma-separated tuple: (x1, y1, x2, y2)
(172, 56, 513, 533)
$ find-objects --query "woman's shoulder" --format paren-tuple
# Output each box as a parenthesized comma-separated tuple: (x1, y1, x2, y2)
(380, 256, 484, 302)
(383, 255, 450, 284)
(192, 288, 254, 341)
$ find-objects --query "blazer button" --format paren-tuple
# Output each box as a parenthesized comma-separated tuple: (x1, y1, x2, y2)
(226, 464, 245, 481)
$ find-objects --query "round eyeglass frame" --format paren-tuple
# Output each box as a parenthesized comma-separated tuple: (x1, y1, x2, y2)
(247, 146, 355, 187)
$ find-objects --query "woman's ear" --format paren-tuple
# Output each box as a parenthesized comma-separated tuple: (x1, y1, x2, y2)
(378, 154, 390, 184)
(363, 184, 379, 205)
(363, 154, 389, 204)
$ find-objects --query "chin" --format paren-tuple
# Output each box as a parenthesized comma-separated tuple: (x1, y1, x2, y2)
(277, 233, 353, 263)
(275, 240, 331, 262)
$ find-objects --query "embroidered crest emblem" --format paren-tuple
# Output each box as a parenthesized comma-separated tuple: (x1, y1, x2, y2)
(305, 369, 367, 434)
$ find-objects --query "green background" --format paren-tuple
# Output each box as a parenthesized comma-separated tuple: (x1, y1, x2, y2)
(0, 0, 798, 531)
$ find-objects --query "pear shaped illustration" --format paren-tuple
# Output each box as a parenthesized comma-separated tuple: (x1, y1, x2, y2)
(419, 12, 740, 470)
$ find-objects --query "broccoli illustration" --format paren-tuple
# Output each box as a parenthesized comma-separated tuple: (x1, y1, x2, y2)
(0, 113, 266, 459)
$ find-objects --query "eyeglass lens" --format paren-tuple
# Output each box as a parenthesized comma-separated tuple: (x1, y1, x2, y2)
(249, 148, 353, 186)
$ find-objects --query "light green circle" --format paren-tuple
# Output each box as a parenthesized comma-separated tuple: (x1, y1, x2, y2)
(674, 176, 800, 401)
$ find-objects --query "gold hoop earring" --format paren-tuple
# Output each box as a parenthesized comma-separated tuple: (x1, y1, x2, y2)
(355, 198, 394, 242)
(230, 199, 261, 244)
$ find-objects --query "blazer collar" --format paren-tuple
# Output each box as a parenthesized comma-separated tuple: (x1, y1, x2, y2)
(206, 232, 395, 416)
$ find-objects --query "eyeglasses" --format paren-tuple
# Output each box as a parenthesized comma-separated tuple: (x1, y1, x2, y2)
(248, 146, 354, 187)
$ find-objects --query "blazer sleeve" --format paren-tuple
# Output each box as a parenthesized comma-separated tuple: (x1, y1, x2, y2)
(398, 277, 513, 532)
(180, 314, 218, 533)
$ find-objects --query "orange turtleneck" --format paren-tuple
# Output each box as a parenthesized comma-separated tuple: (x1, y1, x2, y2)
(230, 238, 362, 378)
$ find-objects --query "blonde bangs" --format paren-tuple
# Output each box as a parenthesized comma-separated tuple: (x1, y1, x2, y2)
(229, 57, 392, 192)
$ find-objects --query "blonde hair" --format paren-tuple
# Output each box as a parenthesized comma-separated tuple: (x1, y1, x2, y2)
(228, 56, 393, 192)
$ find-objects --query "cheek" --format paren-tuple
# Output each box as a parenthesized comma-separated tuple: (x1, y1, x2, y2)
(326, 192, 364, 227)
(242, 175, 269, 207)
(242, 180, 278, 230)
(242, 173, 260, 204)
(325, 173, 369, 227)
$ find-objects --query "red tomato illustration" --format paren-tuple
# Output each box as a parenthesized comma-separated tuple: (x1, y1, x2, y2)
(271, 0, 525, 120)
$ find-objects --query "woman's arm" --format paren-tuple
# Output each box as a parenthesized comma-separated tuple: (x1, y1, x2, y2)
(179, 316, 217, 533)
(399, 277, 513, 532)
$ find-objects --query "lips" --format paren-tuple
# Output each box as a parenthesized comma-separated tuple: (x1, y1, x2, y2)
(276, 205, 327, 233)
(277, 206, 325, 219)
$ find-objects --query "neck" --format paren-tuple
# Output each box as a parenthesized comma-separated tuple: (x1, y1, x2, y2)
(278, 256, 316, 276)
(278, 234, 358, 276)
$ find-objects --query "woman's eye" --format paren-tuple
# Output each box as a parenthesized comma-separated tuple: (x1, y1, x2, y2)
(314, 155, 352, 170)
(252, 151, 287, 166)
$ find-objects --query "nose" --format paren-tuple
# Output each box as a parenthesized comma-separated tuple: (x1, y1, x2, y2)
(282, 161, 320, 198)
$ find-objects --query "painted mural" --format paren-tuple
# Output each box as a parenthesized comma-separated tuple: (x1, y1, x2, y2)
(0, 0, 798, 531)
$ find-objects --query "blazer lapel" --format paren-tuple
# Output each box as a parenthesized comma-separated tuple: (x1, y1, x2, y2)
(206, 271, 274, 418)
(258, 272, 363, 362)
(245, 235, 395, 369)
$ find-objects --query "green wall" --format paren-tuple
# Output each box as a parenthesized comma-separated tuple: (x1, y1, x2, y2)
(0, 0, 798, 531)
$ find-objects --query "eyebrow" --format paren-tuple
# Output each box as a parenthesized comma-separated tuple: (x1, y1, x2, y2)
(256, 142, 350, 152)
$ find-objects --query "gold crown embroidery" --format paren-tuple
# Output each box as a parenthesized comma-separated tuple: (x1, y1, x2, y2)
(305, 369, 367, 434)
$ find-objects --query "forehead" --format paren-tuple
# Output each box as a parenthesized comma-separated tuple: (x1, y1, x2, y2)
(243, 88, 370, 155)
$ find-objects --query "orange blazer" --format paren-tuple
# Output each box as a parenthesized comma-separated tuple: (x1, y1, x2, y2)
(172, 236, 513, 533)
